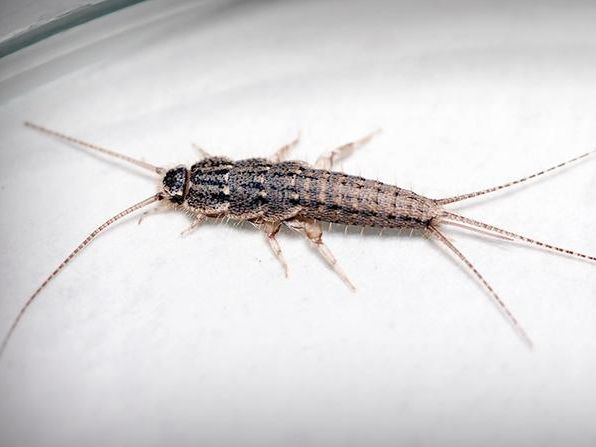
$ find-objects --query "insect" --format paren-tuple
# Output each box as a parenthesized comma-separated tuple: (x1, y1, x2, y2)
(0, 122, 594, 357)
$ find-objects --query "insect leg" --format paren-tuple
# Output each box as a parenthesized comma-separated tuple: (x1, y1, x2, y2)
(269, 132, 301, 163)
(314, 129, 381, 170)
(191, 143, 212, 159)
(286, 217, 356, 290)
(253, 221, 289, 276)
(428, 225, 532, 347)
(180, 214, 206, 237)
(137, 204, 171, 225)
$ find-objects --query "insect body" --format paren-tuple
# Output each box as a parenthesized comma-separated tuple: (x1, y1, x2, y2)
(175, 158, 439, 229)
(1, 123, 594, 356)
(163, 138, 445, 292)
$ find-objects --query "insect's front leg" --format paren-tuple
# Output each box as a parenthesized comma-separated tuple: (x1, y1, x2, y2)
(285, 217, 356, 291)
(269, 133, 301, 163)
(314, 129, 381, 170)
(137, 204, 166, 225)
(191, 143, 212, 158)
(180, 214, 206, 237)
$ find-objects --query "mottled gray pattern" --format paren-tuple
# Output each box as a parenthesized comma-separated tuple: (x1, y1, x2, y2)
(175, 157, 441, 228)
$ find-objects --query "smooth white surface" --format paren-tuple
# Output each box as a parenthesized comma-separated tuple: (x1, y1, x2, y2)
(0, 1, 595, 446)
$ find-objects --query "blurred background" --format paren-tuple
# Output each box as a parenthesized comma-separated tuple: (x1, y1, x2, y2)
(0, 1, 595, 446)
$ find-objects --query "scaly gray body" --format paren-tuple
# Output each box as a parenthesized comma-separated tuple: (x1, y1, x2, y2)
(164, 157, 440, 229)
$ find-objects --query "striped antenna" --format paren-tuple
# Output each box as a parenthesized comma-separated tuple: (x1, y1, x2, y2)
(0, 194, 163, 359)
(25, 122, 164, 174)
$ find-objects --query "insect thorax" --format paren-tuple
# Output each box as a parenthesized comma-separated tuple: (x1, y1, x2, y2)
(163, 157, 306, 220)
(185, 157, 236, 215)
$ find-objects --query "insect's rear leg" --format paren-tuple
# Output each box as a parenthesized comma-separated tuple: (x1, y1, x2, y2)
(269, 133, 301, 163)
(314, 129, 381, 170)
(286, 217, 356, 291)
(180, 214, 206, 237)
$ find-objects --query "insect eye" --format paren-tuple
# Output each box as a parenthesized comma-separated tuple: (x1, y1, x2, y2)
(162, 166, 188, 203)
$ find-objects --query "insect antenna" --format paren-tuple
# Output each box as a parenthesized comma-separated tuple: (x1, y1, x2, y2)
(25, 122, 164, 174)
(436, 149, 595, 205)
(0, 193, 163, 359)
(427, 225, 533, 347)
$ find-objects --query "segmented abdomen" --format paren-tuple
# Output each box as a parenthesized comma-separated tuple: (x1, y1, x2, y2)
(293, 167, 439, 228)
(187, 158, 440, 228)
